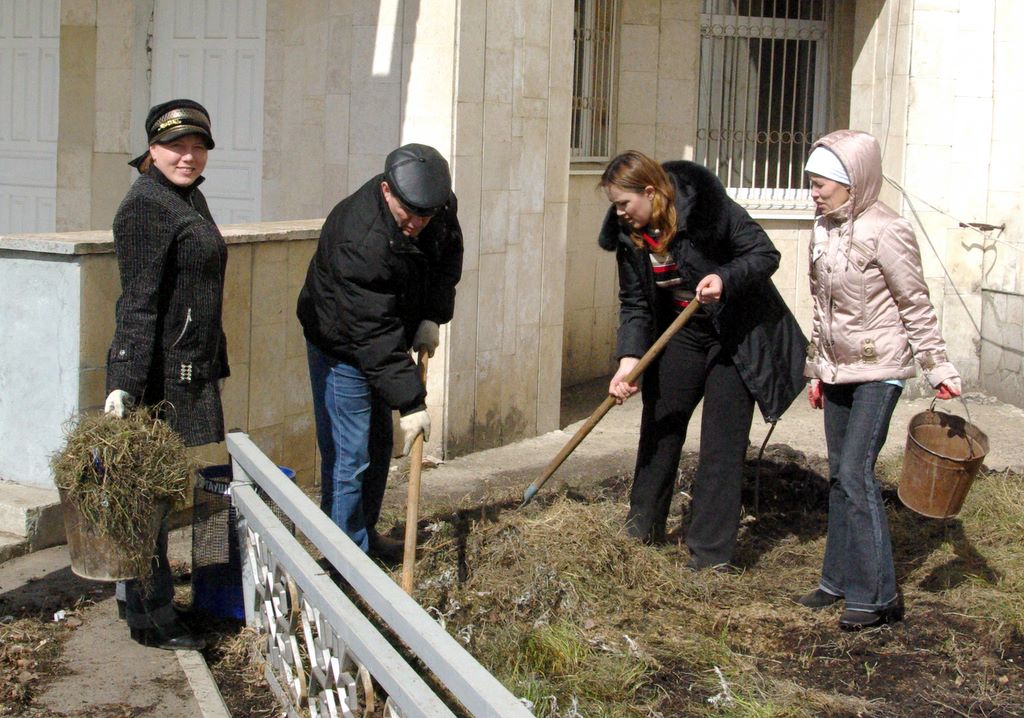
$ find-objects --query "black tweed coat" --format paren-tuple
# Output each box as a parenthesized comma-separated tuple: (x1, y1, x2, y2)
(106, 166, 229, 447)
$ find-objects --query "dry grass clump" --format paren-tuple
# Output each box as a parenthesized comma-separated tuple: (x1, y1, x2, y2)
(204, 625, 283, 718)
(0, 612, 78, 716)
(50, 408, 194, 582)
(390, 457, 1024, 717)
(407, 493, 814, 717)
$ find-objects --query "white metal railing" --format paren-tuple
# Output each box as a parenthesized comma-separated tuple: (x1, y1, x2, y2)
(696, 0, 830, 210)
(226, 431, 534, 718)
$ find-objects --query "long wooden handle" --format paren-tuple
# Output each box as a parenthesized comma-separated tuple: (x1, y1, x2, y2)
(401, 351, 429, 594)
(520, 300, 701, 507)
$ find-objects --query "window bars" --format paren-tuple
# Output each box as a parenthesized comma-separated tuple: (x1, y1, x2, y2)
(572, 0, 618, 162)
(697, 0, 830, 208)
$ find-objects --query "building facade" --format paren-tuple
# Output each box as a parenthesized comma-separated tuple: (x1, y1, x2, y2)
(1, 0, 1022, 491)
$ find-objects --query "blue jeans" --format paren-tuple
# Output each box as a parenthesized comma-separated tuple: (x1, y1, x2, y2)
(820, 381, 902, 612)
(307, 342, 393, 552)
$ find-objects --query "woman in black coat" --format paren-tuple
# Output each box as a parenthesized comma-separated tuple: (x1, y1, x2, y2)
(104, 99, 228, 650)
(599, 151, 806, 570)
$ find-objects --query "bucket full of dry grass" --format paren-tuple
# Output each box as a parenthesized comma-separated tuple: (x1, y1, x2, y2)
(51, 409, 193, 582)
(899, 400, 989, 519)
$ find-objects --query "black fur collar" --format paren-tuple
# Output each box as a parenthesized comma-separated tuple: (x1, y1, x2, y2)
(598, 160, 728, 251)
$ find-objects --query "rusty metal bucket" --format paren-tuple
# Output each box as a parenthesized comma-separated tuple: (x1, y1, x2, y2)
(898, 400, 989, 519)
(59, 489, 168, 582)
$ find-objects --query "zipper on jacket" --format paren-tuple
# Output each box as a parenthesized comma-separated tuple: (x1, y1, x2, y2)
(171, 307, 193, 348)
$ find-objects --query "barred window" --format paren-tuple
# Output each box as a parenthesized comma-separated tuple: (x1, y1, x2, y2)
(572, 0, 618, 162)
(696, 0, 831, 208)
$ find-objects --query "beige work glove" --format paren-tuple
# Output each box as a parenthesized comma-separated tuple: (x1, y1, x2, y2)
(412, 320, 440, 358)
(104, 389, 133, 418)
(399, 409, 431, 456)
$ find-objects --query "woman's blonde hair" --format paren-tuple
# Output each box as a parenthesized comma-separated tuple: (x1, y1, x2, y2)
(599, 150, 677, 252)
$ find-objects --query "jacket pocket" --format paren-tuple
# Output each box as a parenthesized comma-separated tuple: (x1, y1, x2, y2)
(848, 239, 872, 272)
(171, 307, 193, 348)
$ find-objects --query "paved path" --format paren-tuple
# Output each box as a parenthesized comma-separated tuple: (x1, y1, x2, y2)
(414, 382, 1024, 504)
(0, 532, 227, 718)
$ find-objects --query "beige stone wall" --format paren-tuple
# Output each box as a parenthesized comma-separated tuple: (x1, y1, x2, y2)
(616, 0, 700, 160)
(445, 0, 573, 453)
(56, 1, 149, 232)
(979, 0, 1024, 401)
(849, 1, 1011, 394)
(562, 173, 618, 386)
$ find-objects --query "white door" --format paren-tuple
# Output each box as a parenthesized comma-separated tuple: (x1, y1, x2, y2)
(0, 0, 59, 233)
(150, 0, 266, 224)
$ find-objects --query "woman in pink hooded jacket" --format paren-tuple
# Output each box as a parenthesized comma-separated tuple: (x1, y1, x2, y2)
(798, 130, 961, 630)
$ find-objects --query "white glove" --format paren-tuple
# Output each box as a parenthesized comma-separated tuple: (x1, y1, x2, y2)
(399, 410, 431, 455)
(412, 320, 440, 358)
(104, 389, 133, 418)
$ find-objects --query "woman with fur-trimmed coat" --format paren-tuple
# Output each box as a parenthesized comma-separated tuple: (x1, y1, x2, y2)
(599, 151, 806, 570)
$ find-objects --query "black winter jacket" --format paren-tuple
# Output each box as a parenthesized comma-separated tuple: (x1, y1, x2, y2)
(599, 161, 806, 422)
(297, 175, 463, 414)
(106, 166, 229, 447)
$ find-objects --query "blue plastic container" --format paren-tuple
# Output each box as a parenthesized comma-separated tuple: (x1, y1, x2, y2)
(191, 464, 295, 620)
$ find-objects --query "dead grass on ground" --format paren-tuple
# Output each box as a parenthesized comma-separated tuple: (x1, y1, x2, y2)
(374, 447, 1024, 718)
(0, 605, 82, 716)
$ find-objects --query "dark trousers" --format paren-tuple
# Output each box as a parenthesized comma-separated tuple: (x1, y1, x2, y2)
(124, 520, 177, 630)
(820, 381, 901, 612)
(627, 324, 754, 566)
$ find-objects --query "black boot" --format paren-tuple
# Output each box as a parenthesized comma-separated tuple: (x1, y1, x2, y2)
(794, 588, 843, 610)
(368, 531, 405, 563)
(838, 596, 904, 631)
(130, 620, 206, 651)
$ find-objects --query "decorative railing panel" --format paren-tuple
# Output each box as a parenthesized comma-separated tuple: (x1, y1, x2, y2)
(226, 431, 533, 718)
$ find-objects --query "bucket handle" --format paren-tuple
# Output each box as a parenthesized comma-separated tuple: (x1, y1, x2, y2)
(928, 396, 978, 460)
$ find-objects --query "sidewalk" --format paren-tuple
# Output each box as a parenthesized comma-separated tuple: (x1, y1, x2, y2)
(415, 380, 1024, 505)
(3, 382, 1023, 716)
(0, 529, 228, 718)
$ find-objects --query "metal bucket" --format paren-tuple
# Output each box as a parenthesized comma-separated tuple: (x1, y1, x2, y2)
(59, 488, 168, 581)
(898, 401, 989, 519)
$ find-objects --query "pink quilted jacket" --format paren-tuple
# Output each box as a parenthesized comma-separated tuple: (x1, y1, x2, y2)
(805, 130, 958, 388)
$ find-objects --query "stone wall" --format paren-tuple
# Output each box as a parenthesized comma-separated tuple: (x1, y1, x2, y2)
(444, 0, 573, 453)
(0, 223, 321, 491)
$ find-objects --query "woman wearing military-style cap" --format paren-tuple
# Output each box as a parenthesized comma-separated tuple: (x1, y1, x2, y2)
(104, 99, 229, 651)
(297, 143, 464, 560)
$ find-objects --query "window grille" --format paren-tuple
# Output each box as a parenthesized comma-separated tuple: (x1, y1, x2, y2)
(572, 0, 618, 162)
(696, 0, 831, 208)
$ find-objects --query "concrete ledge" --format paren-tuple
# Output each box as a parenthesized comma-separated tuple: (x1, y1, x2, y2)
(0, 531, 29, 564)
(0, 219, 323, 255)
(0, 481, 65, 549)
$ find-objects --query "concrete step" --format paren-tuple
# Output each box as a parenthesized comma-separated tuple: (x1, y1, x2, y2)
(0, 481, 65, 550)
(0, 530, 30, 564)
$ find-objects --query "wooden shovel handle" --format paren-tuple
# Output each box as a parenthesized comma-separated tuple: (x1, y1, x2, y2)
(520, 300, 701, 507)
(401, 351, 429, 594)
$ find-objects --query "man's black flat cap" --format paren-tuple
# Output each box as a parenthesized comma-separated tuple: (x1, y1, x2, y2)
(384, 143, 451, 216)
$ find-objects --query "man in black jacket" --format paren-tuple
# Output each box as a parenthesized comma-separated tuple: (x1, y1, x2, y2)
(297, 144, 463, 558)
